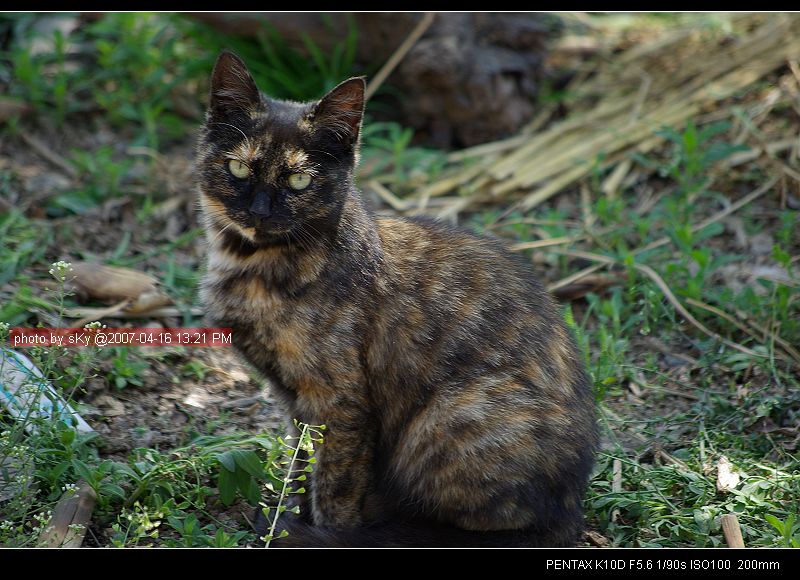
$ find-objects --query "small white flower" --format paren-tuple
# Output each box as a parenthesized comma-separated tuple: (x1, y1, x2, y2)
(49, 261, 73, 282)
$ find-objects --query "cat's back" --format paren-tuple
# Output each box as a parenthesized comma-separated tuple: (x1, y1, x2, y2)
(371, 215, 570, 376)
(366, 216, 595, 542)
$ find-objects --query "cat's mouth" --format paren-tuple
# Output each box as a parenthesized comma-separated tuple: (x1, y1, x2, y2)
(250, 219, 294, 242)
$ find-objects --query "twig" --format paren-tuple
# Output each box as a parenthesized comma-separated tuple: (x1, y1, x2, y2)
(654, 387, 700, 401)
(657, 449, 691, 471)
(63, 306, 203, 320)
(510, 235, 585, 251)
(726, 137, 797, 167)
(601, 158, 632, 200)
(721, 514, 746, 548)
(20, 133, 77, 178)
(73, 300, 132, 329)
(629, 262, 768, 360)
(611, 459, 622, 523)
(368, 180, 409, 212)
(549, 249, 769, 360)
(547, 263, 605, 294)
(687, 298, 800, 366)
(635, 177, 778, 256)
(364, 13, 436, 101)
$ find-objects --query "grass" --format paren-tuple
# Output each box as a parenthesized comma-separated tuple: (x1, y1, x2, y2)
(477, 113, 799, 547)
(1, 13, 798, 548)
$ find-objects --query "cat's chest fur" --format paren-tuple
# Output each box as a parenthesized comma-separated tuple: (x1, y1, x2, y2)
(200, 244, 366, 419)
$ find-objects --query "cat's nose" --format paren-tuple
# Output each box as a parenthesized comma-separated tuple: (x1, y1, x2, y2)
(249, 191, 272, 219)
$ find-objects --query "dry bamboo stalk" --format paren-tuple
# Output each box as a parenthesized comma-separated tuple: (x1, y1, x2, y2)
(489, 93, 651, 180)
(446, 134, 528, 162)
(518, 165, 595, 212)
(617, 25, 699, 65)
(412, 162, 488, 201)
(435, 191, 494, 221)
(501, 101, 696, 196)
(601, 158, 632, 199)
(416, 14, 800, 214)
(721, 514, 746, 548)
(727, 138, 798, 167)
(510, 52, 790, 207)
(513, 39, 793, 191)
(508, 108, 693, 209)
(368, 180, 409, 212)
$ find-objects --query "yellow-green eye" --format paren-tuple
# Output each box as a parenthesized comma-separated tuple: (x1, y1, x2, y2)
(227, 159, 251, 179)
(288, 173, 312, 190)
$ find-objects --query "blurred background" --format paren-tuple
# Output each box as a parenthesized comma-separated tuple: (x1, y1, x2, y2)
(0, 12, 798, 549)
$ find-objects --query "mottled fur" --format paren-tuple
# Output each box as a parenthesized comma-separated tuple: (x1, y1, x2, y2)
(197, 52, 598, 547)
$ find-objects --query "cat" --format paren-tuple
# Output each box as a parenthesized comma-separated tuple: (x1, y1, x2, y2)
(197, 51, 598, 547)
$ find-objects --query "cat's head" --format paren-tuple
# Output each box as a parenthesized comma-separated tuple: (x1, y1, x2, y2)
(197, 51, 365, 249)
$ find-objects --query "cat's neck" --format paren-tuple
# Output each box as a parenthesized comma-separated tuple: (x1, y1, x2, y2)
(203, 188, 382, 293)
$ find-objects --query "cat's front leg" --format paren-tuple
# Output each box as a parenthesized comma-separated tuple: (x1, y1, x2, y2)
(310, 413, 377, 528)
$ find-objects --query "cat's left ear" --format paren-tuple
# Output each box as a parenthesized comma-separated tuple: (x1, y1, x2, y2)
(310, 77, 366, 145)
(208, 51, 262, 119)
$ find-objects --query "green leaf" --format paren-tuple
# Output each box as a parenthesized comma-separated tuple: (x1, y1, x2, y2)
(216, 451, 236, 472)
(231, 449, 264, 478)
(71, 459, 94, 483)
(60, 428, 76, 447)
(218, 468, 236, 506)
(765, 514, 783, 534)
(112, 463, 139, 480)
(242, 476, 262, 505)
(166, 515, 184, 533)
(100, 483, 127, 500)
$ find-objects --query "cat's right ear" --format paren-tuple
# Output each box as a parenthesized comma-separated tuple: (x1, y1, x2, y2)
(208, 51, 262, 119)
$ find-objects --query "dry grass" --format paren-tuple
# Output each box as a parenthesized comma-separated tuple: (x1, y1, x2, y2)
(371, 13, 800, 220)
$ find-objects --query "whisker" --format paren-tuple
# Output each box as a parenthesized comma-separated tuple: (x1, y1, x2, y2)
(211, 121, 250, 143)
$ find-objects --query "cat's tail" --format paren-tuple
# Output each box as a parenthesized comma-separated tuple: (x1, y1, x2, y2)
(254, 512, 580, 548)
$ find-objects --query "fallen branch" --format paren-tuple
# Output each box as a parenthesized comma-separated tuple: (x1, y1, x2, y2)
(20, 133, 77, 178)
(721, 514, 746, 548)
(548, 248, 770, 361)
(38, 480, 96, 548)
(364, 13, 436, 101)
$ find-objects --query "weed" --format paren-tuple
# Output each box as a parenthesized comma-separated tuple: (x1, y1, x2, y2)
(107, 347, 148, 390)
(259, 421, 323, 547)
(361, 121, 448, 190)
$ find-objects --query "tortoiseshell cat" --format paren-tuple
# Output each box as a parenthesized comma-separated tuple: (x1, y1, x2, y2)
(197, 51, 597, 547)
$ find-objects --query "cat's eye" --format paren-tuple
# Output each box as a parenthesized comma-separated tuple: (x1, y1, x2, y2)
(288, 173, 312, 190)
(227, 159, 251, 179)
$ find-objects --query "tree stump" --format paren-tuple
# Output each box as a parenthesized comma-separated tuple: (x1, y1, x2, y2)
(188, 13, 557, 147)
